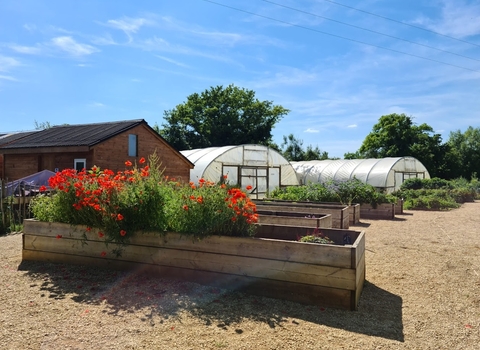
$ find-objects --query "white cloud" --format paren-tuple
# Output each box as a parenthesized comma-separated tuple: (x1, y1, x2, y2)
(304, 128, 319, 133)
(51, 36, 99, 56)
(0, 75, 18, 81)
(88, 102, 105, 107)
(9, 44, 42, 55)
(347, 124, 357, 128)
(104, 17, 155, 42)
(91, 33, 118, 46)
(155, 55, 190, 68)
(414, 0, 480, 38)
(23, 23, 37, 32)
(0, 55, 21, 72)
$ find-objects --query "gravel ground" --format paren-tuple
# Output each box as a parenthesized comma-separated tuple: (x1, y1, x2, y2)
(1, 201, 479, 349)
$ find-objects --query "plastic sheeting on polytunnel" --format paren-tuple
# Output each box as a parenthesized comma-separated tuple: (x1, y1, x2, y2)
(180, 144, 299, 199)
(291, 157, 430, 193)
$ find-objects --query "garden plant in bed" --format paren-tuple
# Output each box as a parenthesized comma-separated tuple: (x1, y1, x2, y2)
(26, 154, 365, 310)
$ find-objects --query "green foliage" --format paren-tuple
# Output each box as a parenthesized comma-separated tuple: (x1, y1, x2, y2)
(396, 176, 479, 210)
(280, 134, 330, 161)
(159, 84, 289, 150)
(269, 179, 394, 206)
(163, 180, 257, 239)
(299, 233, 335, 244)
(448, 127, 480, 180)
(357, 113, 452, 178)
(30, 155, 258, 256)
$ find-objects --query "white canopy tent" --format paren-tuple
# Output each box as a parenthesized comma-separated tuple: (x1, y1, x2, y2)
(291, 157, 430, 193)
(180, 144, 299, 199)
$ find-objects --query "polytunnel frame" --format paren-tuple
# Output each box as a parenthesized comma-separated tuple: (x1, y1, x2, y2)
(181, 144, 299, 199)
(291, 157, 430, 193)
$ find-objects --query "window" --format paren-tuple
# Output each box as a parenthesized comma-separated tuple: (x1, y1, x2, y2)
(128, 134, 137, 157)
(74, 159, 86, 172)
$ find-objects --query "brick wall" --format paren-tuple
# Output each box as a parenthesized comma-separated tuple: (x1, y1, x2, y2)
(93, 124, 192, 182)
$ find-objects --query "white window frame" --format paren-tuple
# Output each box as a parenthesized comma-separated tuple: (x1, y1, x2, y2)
(74, 158, 86, 172)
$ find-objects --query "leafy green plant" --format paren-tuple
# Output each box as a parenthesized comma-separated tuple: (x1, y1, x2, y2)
(269, 179, 395, 206)
(298, 228, 334, 244)
(30, 154, 259, 256)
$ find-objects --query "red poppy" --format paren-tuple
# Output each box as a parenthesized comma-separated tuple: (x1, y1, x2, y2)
(116, 213, 124, 221)
(98, 232, 104, 238)
(100, 251, 107, 257)
(139, 157, 146, 164)
(125, 160, 132, 166)
(56, 235, 62, 239)
(39, 185, 47, 192)
(120, 230, 127, 236)
(246, 185, 253, 191)
(183, 205, 189, 211)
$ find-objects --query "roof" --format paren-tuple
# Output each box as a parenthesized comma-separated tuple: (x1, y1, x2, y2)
(0, 131, 39, 147)
(0, 119, 145, 149)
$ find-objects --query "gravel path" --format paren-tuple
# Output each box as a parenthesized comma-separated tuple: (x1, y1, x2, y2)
(1, 202, 479, 349)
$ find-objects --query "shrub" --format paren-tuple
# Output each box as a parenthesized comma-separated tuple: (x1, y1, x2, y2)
(30, 154, 258, 255)
(269, 179, 395, 206)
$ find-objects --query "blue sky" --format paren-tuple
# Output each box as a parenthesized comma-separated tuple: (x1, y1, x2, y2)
(1, 0, 479, 158)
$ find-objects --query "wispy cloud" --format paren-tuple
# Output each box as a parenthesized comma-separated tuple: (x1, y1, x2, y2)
(23, 23, 37, 32)
(413, 0, 480, 38)
(9, 44, 42, 55)
(0, 55, 21, 72)
(104, 16, 155, 42)
(51, 36, 99, 56)
(347, 124, 357, 128)
(0, 75, 18, 81)
(304, 128, 319, 133)
(88, 102, 105, 107)
(155, 55, 190, 68)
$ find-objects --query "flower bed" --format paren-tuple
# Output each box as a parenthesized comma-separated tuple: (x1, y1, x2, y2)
(22, 219, 365, 310)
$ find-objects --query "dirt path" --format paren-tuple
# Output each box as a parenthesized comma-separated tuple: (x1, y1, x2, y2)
(1, 202, 479, 349)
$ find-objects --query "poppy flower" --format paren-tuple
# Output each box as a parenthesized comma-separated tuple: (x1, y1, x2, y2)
(125, 160, 132, 166)
(100, 251, 107, 257)
(246, 185, 253, 191)
(56, 235, 62, 239)
(139, 157, 146, 164)
(120, 230, 127, 236)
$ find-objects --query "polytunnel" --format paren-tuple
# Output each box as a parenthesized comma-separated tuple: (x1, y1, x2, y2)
(180, 144, 299, 199)
(291, 157, 430, 193)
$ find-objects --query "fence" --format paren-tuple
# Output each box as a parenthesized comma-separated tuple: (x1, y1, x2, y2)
(1, 178, 37, 234)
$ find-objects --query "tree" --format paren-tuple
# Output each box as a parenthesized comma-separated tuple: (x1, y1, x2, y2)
(447, 127, 480, 179)
(358, 113, 450, 178)
(280, 134, 330, 161)
(281, 134, 304, 161)
(159, 84, 289, 150)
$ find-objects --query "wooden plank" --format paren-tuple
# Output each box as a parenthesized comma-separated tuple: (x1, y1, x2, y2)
(24, 220, 359, 268)
(353, 231, 366, 269)
(354, 250, 366, 310)
(257, 214, 332, 229)
(23, 235, 357, 290)
(254, 204, 347, 229)
(21, 249, 354, 309)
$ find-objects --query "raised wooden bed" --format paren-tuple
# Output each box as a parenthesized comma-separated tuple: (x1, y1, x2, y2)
(257, 209, 332, 228)
(395, 199, 404, 215)
(22, 219, 365, 310)
(360, 203, 395, 220)
(254, 200, 350, 229)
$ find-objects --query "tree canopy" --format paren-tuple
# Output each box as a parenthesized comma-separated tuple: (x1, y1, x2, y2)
(159, 84, 289, 150)
(358, 113, 450, 178)
(281, 134, 330, 161)
(448, 126, 480, 180)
